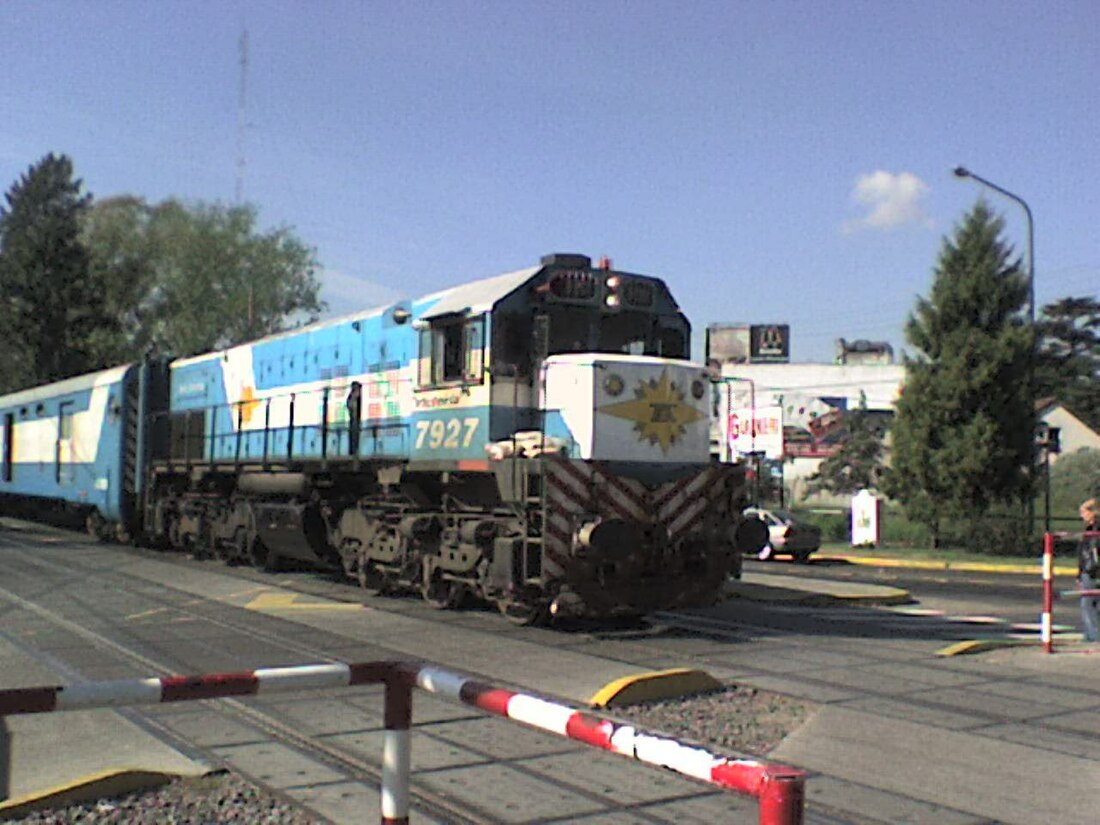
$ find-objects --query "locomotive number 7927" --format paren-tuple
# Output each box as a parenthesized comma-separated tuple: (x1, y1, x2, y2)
(414, 417, 480, 450)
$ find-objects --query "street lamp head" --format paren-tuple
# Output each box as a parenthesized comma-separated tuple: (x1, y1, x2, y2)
(953, 166, 971, 179)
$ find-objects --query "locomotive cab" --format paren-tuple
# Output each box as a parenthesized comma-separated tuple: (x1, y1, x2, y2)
(478, 255, 748, 619)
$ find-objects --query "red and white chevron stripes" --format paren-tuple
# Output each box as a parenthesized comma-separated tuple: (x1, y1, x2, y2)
(0, 659, 804, 825)
(543, 458, 724, 557)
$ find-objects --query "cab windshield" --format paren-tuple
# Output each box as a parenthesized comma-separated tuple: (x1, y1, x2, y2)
(546, 308, 688, 359)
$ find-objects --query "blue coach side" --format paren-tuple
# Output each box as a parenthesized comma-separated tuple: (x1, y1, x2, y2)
(163, 266, 539, 467)
(0, 364, 140, 532)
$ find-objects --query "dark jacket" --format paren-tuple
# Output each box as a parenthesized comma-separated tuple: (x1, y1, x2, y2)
(1079, 521, 1100, 578)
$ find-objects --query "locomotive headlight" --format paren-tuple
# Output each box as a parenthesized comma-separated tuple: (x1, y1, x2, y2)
(691, 379, 706, 399)
(604, 374, 625, 396)
(605, 294, 621, 308)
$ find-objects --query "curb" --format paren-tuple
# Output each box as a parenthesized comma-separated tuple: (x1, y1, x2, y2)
(725, 579, 912, 607)
(588, 668, 722, 708)
(935, 639, 1033, 657)
(0, 768, 187, 817)
(819, 554, 1077, 577)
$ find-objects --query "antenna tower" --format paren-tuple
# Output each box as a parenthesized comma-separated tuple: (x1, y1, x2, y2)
(235, 28, 249, 204)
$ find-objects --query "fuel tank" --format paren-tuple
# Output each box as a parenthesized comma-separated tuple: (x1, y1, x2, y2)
(253, 501, 334, 567)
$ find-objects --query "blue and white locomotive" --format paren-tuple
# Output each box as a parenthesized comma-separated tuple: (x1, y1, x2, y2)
(0, 254, 757, 622)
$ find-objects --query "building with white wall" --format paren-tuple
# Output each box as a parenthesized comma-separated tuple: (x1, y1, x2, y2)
(714, 362, 906, 503)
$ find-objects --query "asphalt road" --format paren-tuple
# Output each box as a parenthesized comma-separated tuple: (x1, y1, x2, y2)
(3, 521, 1099, 824)
(746, 555, 1072, 631)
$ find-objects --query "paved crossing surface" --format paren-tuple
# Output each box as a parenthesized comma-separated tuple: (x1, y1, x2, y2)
(2, 522, 1099, 824)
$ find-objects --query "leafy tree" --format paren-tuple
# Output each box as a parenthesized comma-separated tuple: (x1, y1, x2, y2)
(806, 393, 886, 496)
(0, 154, 112, 389)
(1048, 448, 1100, 519)
(883, 202, 1035, 548)
(81, 195, 161, 366)
(83, 197, 324, 359)
(1036, 296, 1100, 432)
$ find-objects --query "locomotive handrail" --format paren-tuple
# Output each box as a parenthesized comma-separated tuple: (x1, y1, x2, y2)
(157, 377, 420, 470)
(0, 659, 805, 825)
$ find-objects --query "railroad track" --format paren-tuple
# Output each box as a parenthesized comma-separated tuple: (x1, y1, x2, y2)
(2, 535, 776, 825)
(0, 549, 488, 824)
(6, 526, 1088, 825)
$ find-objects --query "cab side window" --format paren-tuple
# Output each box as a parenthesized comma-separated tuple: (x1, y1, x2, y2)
(418, 314, 485, 387)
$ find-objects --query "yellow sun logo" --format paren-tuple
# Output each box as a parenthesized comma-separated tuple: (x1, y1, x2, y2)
(599, 369, 705, 452)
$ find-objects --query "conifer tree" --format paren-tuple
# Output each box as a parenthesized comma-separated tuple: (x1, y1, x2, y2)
(0, 154, 111, 389)
(1036, 296, 1100, 431)
(883, 202, 1035, 547)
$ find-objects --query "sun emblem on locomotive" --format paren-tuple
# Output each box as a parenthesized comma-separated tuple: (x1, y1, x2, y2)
(600, 369, 705, 452)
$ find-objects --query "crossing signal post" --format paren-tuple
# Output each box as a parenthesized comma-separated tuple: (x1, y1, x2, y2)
(1037, 424, 1061, 535)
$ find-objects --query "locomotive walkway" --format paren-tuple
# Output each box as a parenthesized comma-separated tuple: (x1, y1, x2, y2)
(0, 522, 1098, 824)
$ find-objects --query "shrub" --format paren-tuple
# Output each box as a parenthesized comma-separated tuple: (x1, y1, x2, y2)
(879, 515, 931, 548)
(799, 511, 849, 542)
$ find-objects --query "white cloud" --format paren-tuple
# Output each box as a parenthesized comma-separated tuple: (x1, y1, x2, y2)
(843, 170, 933, 233)
(317, 267, 404, 318)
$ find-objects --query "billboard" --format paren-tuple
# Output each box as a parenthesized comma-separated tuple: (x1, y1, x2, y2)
(706, 325, 752, 365)
(723, 405, 784, 460)
(749, 324, 790, 362)
(707, 324, 790, 364)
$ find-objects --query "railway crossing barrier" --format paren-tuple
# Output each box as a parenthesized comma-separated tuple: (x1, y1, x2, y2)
(1041, 530, 1100, 654)
(0, 659, 806, 825)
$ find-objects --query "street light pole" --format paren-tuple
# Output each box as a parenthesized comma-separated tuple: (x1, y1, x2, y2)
(953, 166, 1039, 536)
(953, 167, 1035, 323)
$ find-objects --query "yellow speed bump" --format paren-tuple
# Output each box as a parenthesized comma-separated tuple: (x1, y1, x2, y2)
(589, 668, 721, 708)
(0, 769, 178, 817)
(245, 592, 366, 612)
(936, 639, 1032, 657)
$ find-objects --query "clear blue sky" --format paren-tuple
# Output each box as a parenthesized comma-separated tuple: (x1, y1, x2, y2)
(2, 1, 1097, 362)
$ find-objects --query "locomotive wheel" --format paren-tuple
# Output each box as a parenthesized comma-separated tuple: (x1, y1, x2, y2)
(225, 527, 248, 566)
(421, 574, 465, 609)
(249, 534, 282, 572)
(85, 512, 107, 542)
(498, 588, 550, 626)
(356, 560, 388, 596)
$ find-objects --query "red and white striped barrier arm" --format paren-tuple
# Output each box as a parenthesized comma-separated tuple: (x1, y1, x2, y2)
(413, 664, 805, 825)
(0, 660, 805, 825)
(1061, 589, 1100, 599)
(0, 661, 397, 715)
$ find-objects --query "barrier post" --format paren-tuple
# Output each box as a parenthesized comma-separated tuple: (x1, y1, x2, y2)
(758, 771, 804, 825)
(1042, 532, 1054, 654)
(381, 672, 413, 825)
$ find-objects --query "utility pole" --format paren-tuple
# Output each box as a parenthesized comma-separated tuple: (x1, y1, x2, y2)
(236, 28, 249, 206)
(236, 27, 253, 336)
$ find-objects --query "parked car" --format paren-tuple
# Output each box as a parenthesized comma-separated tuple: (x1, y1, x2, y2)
(743, 507, 822, 562)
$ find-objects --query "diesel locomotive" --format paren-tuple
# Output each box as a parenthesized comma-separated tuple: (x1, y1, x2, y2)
(0, 254, 760, 623)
